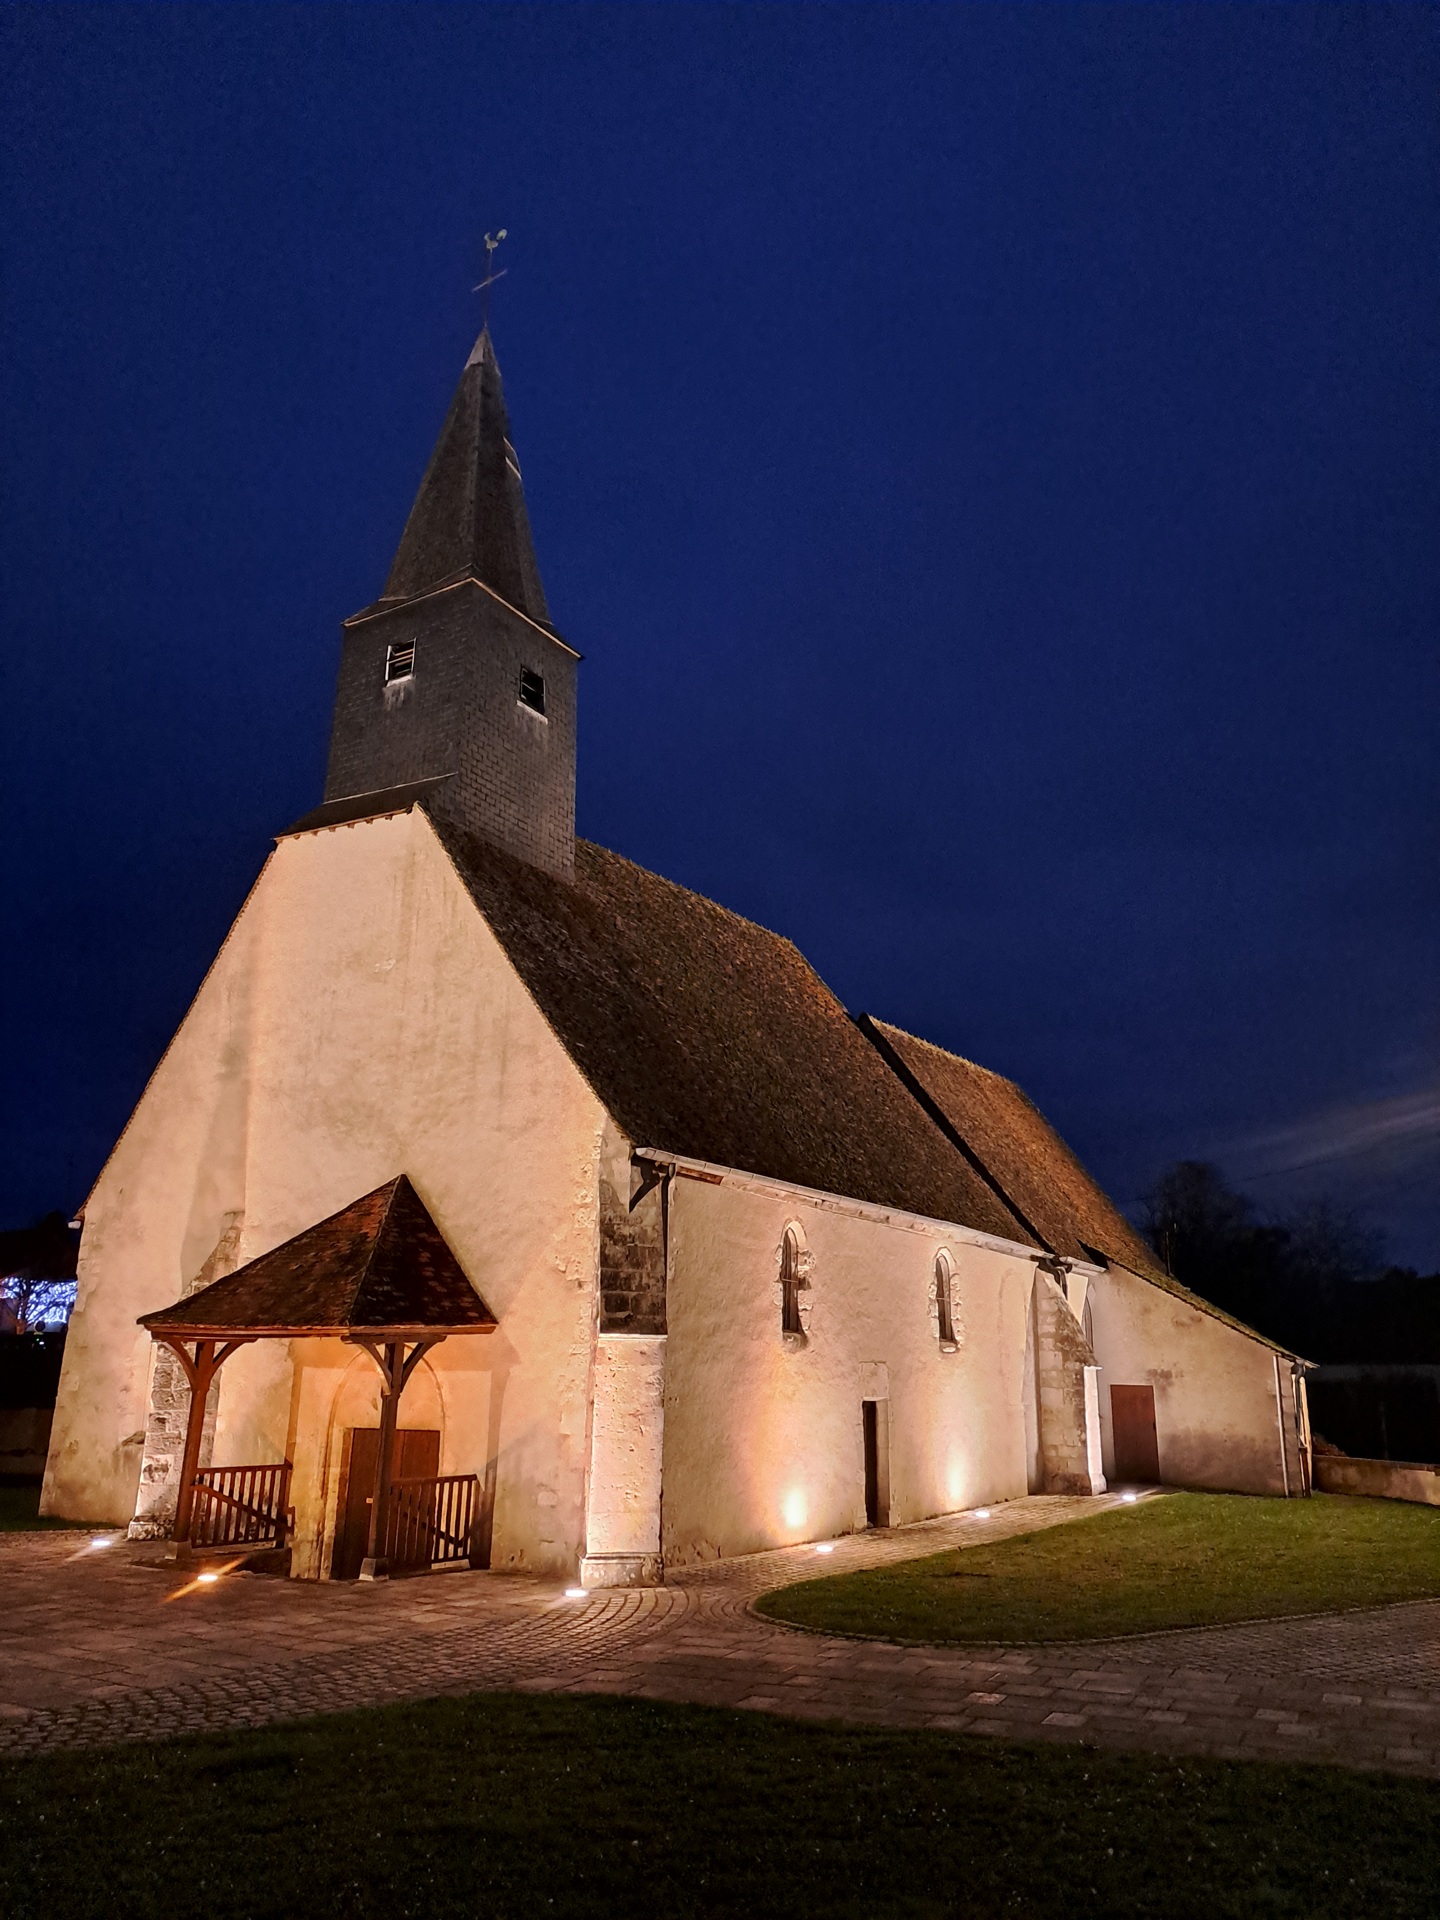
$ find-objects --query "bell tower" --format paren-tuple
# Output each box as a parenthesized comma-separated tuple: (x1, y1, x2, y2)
(322, 329, 578, 875)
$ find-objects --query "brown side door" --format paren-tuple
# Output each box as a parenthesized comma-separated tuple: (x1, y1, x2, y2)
(332, 1428, 441, 1579)
(1109, 1385, 1160, 1484)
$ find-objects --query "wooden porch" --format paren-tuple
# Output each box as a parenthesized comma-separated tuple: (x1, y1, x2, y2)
(137, 1176, 498, 1580)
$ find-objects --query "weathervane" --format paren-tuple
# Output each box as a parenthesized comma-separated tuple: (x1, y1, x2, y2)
(474, 229, 508, 330)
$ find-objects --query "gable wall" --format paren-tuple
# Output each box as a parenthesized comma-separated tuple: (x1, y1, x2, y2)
(1086, 1265, 1299, 1494)
(41, 872, 266, 1524)
(43, 812, 607, 1574)
(661, 1176, 1039, 1564)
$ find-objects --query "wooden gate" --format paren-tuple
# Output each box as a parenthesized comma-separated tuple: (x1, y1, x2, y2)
(1110, 1385, 1160, 1483)
(384, 1475, 479, 1573)
(187, 1462, 292, 1550)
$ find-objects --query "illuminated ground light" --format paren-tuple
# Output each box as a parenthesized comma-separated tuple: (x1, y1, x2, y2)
(974, 1508, 991, 1520)
(195, 1571, 221, 1585)
(90, 1536, 116, 1549)
(1121, 1492, 1139, 1503)
(563, 1587, 588, 1599)
(781, 1489, 807, 1530)
(813, 1542, 835, 1554)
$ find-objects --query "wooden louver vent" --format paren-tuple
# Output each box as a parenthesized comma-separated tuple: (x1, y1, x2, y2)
(518, 666, 546, 715)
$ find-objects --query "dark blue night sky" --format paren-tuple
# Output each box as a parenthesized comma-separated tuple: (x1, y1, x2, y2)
(4, 4, 1437, 1261)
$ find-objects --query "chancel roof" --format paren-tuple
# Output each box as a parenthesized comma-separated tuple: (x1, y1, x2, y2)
(423, 812, 1035, 1245)
(858, 1017, 1300, 1352)
(360, 328, 551, 627)
(139, 1177, 495, 1339)
(859, 1018, 1163, 1274)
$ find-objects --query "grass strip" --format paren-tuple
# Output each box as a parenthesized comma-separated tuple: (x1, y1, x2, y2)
(3, 1690, 1438, 1918)
(757, 1492, 1440, 1643)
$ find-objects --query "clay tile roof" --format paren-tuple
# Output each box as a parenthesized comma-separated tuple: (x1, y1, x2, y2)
(862, 1015, 1169, 1272)
(426, 814, 1036, 1245)
(139, 1177, 495, 1339)
(860, 1016, 1300, 1352)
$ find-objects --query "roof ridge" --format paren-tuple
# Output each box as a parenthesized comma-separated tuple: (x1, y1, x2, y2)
(869, 1017, 1018, 1089)
(355, 1174, 405, 1314)
(857, 1015, 1051, 1252)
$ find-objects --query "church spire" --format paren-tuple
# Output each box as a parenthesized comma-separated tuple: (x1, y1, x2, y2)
(324, 320, 577, 876)
(378, 328, 550, 627)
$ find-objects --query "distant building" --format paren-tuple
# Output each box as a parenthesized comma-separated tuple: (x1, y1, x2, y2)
(43, 326, 1311, 1580)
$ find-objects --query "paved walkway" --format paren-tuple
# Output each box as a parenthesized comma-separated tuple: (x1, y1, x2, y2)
(4, 1493, 1439, 1776)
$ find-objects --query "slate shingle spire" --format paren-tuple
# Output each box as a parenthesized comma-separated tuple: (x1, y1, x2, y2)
(318, 325, 579, 877)
(379, 329, 551, 627)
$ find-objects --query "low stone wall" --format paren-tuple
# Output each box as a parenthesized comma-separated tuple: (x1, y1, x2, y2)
(1314, 1454, 1440, 1506)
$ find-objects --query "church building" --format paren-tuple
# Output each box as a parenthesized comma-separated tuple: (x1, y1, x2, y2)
(41, 326, 1312, 1583)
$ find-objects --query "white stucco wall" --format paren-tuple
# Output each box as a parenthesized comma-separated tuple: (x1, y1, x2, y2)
(581, 1333, 666, 1586)
(660, 1174, 1040, 1564)
(43, 810, 607, 1575)
(1086, 1263, 1293, 1495)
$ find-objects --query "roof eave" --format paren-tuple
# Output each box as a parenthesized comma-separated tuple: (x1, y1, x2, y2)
(140, 1319, 496, 1340)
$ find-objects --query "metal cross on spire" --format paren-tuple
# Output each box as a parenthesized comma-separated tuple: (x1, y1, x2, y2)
(473, 229, 508, 331)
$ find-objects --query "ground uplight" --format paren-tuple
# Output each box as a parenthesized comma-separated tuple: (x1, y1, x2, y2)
(196, 1571, 221, 1584)
(813, 1542, 835, 1554)
(564, 1587, 588, 1598)
(974, 1508, 990, 1519)
(1121, 1492, 1139, 1503)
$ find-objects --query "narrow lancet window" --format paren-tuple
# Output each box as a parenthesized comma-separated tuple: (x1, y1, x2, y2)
(780, 1228, 803, 1337)
(935, 1250, 957, 1349)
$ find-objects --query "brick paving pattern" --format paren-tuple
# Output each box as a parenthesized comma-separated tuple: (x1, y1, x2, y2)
(3, 1493, 1438, 1776)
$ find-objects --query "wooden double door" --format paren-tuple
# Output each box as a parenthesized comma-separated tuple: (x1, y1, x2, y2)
(332, 1427, 440, 1581)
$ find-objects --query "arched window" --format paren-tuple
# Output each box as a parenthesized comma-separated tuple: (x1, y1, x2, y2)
(780, 1228, 804, 1337)
(934, 1250, 958, 1350)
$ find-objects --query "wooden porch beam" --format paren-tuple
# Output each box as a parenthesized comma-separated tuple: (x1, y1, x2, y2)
(154, 1335, 255, 1544)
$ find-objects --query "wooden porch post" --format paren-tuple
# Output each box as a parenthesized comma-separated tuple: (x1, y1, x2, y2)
(154, 1337, 252, 1544)
(170, 1338, 214, 1545)
(349, 1336, 446, 1581)
(363, 1339, 403, 1579)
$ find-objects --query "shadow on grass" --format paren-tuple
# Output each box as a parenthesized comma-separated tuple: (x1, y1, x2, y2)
(757, 1492, 1440, 1644)
(2, 1691, 1438, 1918)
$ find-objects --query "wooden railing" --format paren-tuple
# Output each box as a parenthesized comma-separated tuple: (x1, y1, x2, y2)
(187, 1462, 293, 1551)
(383, 1473, 479, 1574)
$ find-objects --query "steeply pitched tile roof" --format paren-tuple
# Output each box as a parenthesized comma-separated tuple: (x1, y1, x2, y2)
(139, 1177, 495, 1338)
(425, 814, 1036, 1245)
(860, 1016, 1300, 1353)
(860, 1017, 1162, 1273)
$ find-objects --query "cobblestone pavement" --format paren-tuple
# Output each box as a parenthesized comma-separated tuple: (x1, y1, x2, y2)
(4, 1493, 1439, 1776)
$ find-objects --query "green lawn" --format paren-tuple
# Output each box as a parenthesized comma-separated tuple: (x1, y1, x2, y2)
(0, 1481, 81, 1531)
(756, 1492, 1440, 1644)
(3, 1691, 1438, 1918)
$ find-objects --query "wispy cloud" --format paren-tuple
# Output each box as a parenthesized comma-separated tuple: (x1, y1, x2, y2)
(1216, 1088, 1440, 1185)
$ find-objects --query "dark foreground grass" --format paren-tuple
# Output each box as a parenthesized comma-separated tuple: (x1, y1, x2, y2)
(0, 1481, 79, 1531)
(3, 1692, 1438, 1919)
(758, 1491, 1440, 1643)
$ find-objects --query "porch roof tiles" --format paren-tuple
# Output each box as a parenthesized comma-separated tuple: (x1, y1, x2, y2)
(139, 1177, 495, 1339)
